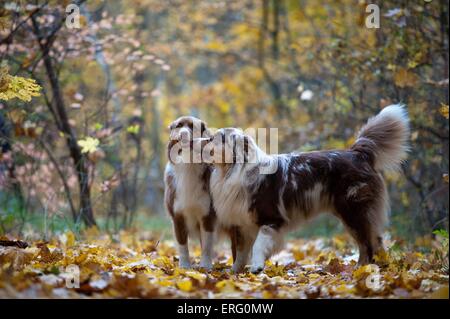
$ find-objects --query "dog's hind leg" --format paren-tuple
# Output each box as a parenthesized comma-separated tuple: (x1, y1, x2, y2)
(199, 229, 214, 270)
(250, 225, 284, 273)
(335, 176, 388, 265)
(336, 204, 386, 265)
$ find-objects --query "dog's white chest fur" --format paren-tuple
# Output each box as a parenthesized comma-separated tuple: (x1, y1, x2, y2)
(166, 163, 211, 233)
(210, 165, 256, 230)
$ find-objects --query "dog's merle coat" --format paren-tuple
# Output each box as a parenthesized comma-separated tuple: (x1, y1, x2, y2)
(209, 105, 410, 273)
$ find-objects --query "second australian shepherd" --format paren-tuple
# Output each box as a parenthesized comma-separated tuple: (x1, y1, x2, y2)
(205, 104, 409, 273)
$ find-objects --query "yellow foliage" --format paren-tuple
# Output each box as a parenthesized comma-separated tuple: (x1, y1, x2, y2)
(401, 192, 410, 206)
(0, 8, 10, 30)
(204, 41, 227, 53)
(64, 231, 76, 248)
(394, 68, 419, 88)
(353, 264, 377, 281)
(439, 103, 449, 119)
(264, 260, 286, 277)
(0, 64, 41, 102)
(126, 124, 140, 135)
(215, 279, 238, 293)
(324, 138, 346, 150)
(77, 137, 100, 154)
(177, 279, 193, 292)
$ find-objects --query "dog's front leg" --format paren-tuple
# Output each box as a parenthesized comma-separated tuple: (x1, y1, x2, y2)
(173, 214, 191, 269)
(199, 229, 214, 270)
(230, 227, 254, 273)
(199, 213, 216, 270)
(232, 243, 252, 273)
(250, 225, 282, 273)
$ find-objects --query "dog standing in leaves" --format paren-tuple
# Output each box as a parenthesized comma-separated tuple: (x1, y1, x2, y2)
(164, 116, 216, 269)
(206, 104, 410, 273)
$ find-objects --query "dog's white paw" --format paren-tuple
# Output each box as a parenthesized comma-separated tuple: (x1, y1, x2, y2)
(199, 258, 213, 271)
(179, 260, 192, 269)
(250, 264, 264, 274)
(231, 263, 246, 273)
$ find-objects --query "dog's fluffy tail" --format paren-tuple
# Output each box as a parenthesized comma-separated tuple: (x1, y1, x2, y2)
(352, 104, 410, 171)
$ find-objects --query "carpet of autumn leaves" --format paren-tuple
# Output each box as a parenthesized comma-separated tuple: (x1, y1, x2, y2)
(0, 229, 448, 299)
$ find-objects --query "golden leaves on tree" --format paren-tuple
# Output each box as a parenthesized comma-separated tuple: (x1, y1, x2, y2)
(0, 63, 41, 102)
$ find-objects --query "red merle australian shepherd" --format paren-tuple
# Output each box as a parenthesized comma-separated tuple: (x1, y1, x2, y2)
(203, 104, 410, 273)
(164, 116, 216, 269)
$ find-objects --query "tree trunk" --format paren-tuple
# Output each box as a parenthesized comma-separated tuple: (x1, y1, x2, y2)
(31, 17, 96, 227)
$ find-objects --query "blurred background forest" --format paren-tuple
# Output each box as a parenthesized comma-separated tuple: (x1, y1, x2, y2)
(0, 0, 448, 242)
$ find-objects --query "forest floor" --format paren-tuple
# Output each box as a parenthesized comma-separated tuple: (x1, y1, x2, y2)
(0, 229, 448, 299)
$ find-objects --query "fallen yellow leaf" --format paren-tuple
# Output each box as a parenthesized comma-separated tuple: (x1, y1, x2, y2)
(177, 279, 193, 292)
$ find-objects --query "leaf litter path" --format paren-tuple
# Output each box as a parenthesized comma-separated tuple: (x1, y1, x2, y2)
(0, 230, 448, 298)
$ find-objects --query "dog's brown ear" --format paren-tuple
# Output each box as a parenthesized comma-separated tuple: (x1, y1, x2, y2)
(200, 121, 211, 138)
(243, 136, 249, 163)
(168, 121, 176, 131)
(243, 136, 249, 149)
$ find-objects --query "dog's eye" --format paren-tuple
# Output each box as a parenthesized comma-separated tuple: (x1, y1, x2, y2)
(176, 123, 183, 129)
